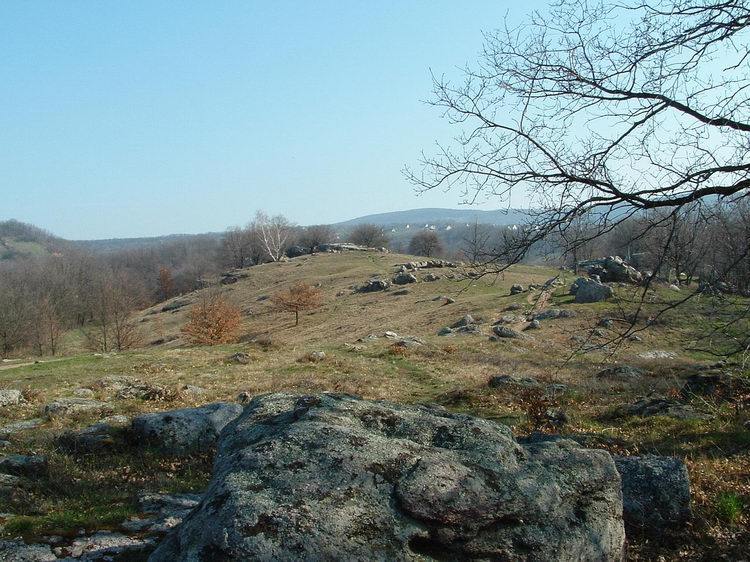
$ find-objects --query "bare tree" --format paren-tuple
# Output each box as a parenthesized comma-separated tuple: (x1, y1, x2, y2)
(409, 231, 443, 257)
(406, 0, 750, 353)
(349, 224, 389, 248)
(461, 220, 493, 264)
(222, 226, 254, 269)
(253, 211, 293, 262)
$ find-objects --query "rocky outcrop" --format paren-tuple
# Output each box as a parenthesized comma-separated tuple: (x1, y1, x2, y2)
(150, 393, 625, 561)
(571, 278, 614, 303)
(43, 398, 111, 419)
(392, 272, 418, 285)
(582, 256, 642, 284)
(615, 455, 691, 530)
(131, 402, 243, 455)
(0, 540, 56, 561)
(357, 278, 390, 293)
(0, 389, 23, 407)
(596, 365, 646, 381)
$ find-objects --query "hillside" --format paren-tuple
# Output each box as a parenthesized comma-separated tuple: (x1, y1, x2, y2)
(0, 251, 748, 559)
(0, 220, 67, 261)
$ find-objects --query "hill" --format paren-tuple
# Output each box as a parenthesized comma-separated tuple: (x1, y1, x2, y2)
(0, 251, 748, 559)
(336, 207, 530, 227)
(0, 219, 68, 261)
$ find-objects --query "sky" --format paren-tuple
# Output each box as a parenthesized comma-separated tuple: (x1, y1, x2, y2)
(0, 1, 542, 239)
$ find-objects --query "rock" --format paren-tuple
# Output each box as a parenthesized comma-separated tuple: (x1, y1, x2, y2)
(453, 324, 482, 335)
(392, 272, 418, 285)
(493, 314, 519, 324)
(637, 350, 677, 360)
(149, 393, 625, 562)
(115, 380, 176, 401)
(492, 325, 524, 339)
(668, 284, 681, 291)
(681, 372, 750, 400)
(123, 492, 203, 534)
(0, 540, 56, 561)
(0, 455, 48, 479)
(58, 531, 155, 561)
(598, 318, 614, 329)
(161, 298, 191, 313)
(612, 395, 710, 420)
(357, 278, 390, 293)
(180, 385, 207, 397)
(43, 398, 110, 419)
(532, 309, 576, 320)
(73, 388, 95, 399)
(445, 297, 456, 304)
(581, 256, 642, 284)
(437, 327, 453, 336)
(305, 351, 326, 362)
(99, 414, 130, 426)
(285, 245, 309, 258)
(392, 337, 425, 349)
(383, 331, 399, 339)
(57, 423, 122, 454)
(488, 375, 542, 389)
(92, 375, 141, 391)
(0, 390, 23, 407)
(0, 418, 43, 438)
(228, 352, 251, 365)
(510, 284, 524, 295)
(614, 456, 691, 531)
(450, 314, 475, 328)
(525, 319, 541, 330)
(572, 278, 614, 303)
(423, 273, 440, 282)
(131, 402, 244, 455)
(596, 365, 646, 381)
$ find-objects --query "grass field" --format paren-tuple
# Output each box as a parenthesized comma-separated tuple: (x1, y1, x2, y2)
(1, 251, 748, 559)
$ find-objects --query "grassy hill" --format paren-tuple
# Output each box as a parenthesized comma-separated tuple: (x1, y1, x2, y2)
(0, 220, 67, 261)
(0, 251, 748, 558)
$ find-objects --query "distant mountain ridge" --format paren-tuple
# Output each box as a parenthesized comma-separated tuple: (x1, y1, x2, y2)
(336, 208, 530, 227)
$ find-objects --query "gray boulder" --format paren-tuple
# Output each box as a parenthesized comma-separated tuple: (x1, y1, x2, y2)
(0, 540, 56, 561)
(150, 393, 625, 561)
(43, 398, 111, 419)
(0, 389, 23, 407)
(392, 272, 418, 285)
(612, 395, 710, 421)
(285, 245, 309, 258)
(488, 375, 542, 389)
(131, 402, 244, 455)
(358, 278, 390, 293)
(572, 278, 614, 303)
(596, 365, 646, 381)
(450, 314, 475, 328)
(0, 454, 48, 479)
(492, 325, 524, 339)
(510, 284, 525, 295)
(525, 319, 541, 330)
(532, 308, 576, 321)
(614, 455, 691, 530)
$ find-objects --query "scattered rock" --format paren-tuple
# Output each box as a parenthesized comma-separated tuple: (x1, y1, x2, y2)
(43, 398, 110, 419)
(596, 365, 647, 381)
(445, 297, 456, 304)
(149, 393, 625, 561)
(450, 314, 475, 328)
(0, 390, 23, 407)
(0, 455, 48, 479)
(572, 278, 614, 303)
(525, 319, 541, 330)
(582, 256, 643, 284)
(0, 418, 43, 438)
(0, 540, 56, 561)
(99, 414, 130, 426)
(510, 284, 524, 295)
(612, 395, 710, 421)
(180, 385, 207, 397)
(637, 350, 677, 360)
(437, 327, 453, 336)
(614, 455, 691, 531)
(598, 318, 614, 329)
(115, 380, 176, 401)
(492, 325, 524, 339)
(123, 492, 203, 534)
(305, 351, 326, 363)
(488, 375, 542, 389)
(392, 272, 418, 285)
(532, 309, 576, 320)
(357, 278, 390, 293)
(383, 331, 399, 339)
(423, 273, 440, 282)
(228, 352, 250, 365)
(392, 337, 425, 349)
(57, 423, 122, 454)
(59, 531, 155, 561)
(131, 402, 244, 455)
(453, 324, 482, 335)
(668, 284, 681, 292)
(493, 314, 519, 324)
(73, 388, 95, 399)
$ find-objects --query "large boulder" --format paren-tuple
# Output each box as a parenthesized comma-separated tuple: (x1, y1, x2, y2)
(357, 278, 390, 293)
(392, 272, 418, 285)
(572, 278, 614, 303)
(150, 393, 625, 561)
(583, 256, 642, 284)
(285, 245, 310, 258)
(614, 456, 691, 530)
(0, 389, 23, 407)
(131, 402, 243, 455)
(0, 454, 48, 479)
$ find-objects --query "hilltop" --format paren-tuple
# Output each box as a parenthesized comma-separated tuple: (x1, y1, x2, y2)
(335, 207, 529, 227)
(0, 220, 68, 261)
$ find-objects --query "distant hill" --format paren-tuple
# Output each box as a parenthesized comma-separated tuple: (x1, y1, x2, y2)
(0, 219, 68, 261)
(74, 232, 223, 254)
(335, 208, 530, 228)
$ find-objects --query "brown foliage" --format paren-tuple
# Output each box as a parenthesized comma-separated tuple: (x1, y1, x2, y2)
(270, 282, 323, 326)
(182, 292, 242, 345)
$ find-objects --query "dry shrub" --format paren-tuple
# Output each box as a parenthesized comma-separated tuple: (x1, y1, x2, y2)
(20, 385, 42, 403)
(442, 344, 459, 355)
(518, 387, 567, 433)
(182, 292, 242, 345)
(271, 282, 323, 326)
(389, 343, 410, 356)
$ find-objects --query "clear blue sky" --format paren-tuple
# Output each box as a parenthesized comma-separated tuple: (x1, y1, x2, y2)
(1, 1, 540, 239)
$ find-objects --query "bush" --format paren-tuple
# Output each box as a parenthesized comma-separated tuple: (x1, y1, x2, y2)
(716, 492, 744, 524)
(181, 292, 242, 345)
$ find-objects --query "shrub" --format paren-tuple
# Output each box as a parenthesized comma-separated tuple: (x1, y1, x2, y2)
(716, 492, 744, 524)
(181, 292, 242, 345)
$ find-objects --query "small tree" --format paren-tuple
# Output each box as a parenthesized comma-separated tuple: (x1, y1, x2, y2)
(182, 292, 242, 345)
(271, 282, 322, 326)
(409, 231, 443, 257)
(350, 224, 389, 248)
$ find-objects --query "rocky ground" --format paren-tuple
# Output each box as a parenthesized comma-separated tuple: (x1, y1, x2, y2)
(0, 252, 748, 560)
